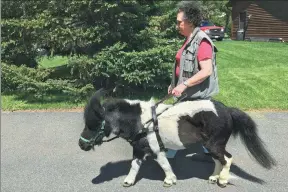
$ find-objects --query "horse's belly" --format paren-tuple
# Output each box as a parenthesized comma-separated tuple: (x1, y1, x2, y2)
(158, 117, 186, 150)
(157, 115, 202, 150)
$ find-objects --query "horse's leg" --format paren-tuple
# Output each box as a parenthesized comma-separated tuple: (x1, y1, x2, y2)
(123, 148, 144, 187)
(208, 157, 223, 184)
(155, 151, 177, 187)
(207, 145, 232, 187)
(217, 151, 233, 188)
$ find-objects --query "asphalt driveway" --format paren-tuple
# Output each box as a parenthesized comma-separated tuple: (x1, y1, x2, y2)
(1, 111, 287, 192)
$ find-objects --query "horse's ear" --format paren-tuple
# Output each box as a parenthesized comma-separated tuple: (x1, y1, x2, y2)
(87, 88, 106, 116)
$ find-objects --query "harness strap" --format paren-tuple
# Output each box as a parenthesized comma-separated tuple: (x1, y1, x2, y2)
(151, 105, 167, 152)
(102, 135, 119, 142)
(147, 93, 188, 152)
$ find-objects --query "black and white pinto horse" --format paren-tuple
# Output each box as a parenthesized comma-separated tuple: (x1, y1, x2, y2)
(78, 90, 276, 188)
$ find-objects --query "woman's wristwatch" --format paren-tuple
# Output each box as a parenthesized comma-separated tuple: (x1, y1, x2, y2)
(183, 81, 189, 87)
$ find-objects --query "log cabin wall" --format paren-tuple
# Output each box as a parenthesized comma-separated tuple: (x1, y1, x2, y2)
(231, 0, 288, 41)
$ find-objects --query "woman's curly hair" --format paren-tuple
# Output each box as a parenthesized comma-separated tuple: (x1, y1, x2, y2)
(177, 1, 203, 27)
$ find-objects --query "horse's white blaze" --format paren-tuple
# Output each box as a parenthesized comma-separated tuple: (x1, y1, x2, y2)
(219, 155, 233, 184)
(141, 100, 218, 150)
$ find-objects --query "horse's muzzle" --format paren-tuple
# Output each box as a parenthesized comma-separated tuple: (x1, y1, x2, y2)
(78, 139, 93, 151)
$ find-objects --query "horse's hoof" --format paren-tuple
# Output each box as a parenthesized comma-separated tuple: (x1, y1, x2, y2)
(208, 176, 218, 184)
(163, 175, 177, 187)
(122, 182, 133, 187)
(163, 182, 173, 187)
(208, 178, 217, 184)
(217, 180, 227, 188)
(218, 183, 227, 188)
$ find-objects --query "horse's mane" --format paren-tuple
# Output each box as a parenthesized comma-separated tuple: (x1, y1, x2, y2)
(83, 92, 104, 128)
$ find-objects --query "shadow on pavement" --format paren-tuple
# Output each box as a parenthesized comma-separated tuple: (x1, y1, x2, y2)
(92, 145, 265, 186)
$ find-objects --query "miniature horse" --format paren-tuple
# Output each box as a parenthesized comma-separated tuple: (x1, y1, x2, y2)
(78, 90, 276, 188)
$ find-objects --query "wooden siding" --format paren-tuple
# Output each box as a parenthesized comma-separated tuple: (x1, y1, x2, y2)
(231, 1, 288, 41)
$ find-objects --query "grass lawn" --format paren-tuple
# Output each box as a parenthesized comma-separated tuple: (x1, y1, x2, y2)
(2, 41, 288, 111)
(213, 41, 288, 110)
(37, 55, 68, 68)
(1, 94, 86, 111)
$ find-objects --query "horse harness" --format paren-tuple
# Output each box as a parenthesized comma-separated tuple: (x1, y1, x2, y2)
(118, 93, 187, 150)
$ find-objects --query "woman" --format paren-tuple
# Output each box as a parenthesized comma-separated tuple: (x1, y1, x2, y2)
(166, 1, 219, 158)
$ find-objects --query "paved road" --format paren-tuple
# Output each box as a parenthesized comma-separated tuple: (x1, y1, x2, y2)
(1, 111, 288, 192)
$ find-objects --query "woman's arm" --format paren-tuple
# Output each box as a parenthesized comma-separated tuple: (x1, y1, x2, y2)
(171, 39, 213, 96)
(183, 58, 212, 87)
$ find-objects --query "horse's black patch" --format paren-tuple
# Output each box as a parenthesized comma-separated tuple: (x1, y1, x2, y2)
(177, 99, 233, 148)
(176, 100, 235, 164)
(177, 115, 203, 147)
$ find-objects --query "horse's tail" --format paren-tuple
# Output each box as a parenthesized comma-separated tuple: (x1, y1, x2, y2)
(229, 107, 276, 169)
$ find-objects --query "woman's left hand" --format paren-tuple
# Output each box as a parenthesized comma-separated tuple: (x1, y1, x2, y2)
(172, 83, 187, 96)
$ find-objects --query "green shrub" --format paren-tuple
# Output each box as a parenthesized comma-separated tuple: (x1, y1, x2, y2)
(68, 41, 180, 90)
(1, 63, 94, 101)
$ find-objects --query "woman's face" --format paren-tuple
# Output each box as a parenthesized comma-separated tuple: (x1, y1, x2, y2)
(176, 11, 193, 37)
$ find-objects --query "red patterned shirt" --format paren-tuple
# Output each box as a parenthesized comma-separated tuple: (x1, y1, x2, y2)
(175, 39, 212, 77)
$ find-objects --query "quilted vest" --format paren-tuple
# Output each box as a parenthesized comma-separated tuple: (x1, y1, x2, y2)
(171, 27, 219, 100)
